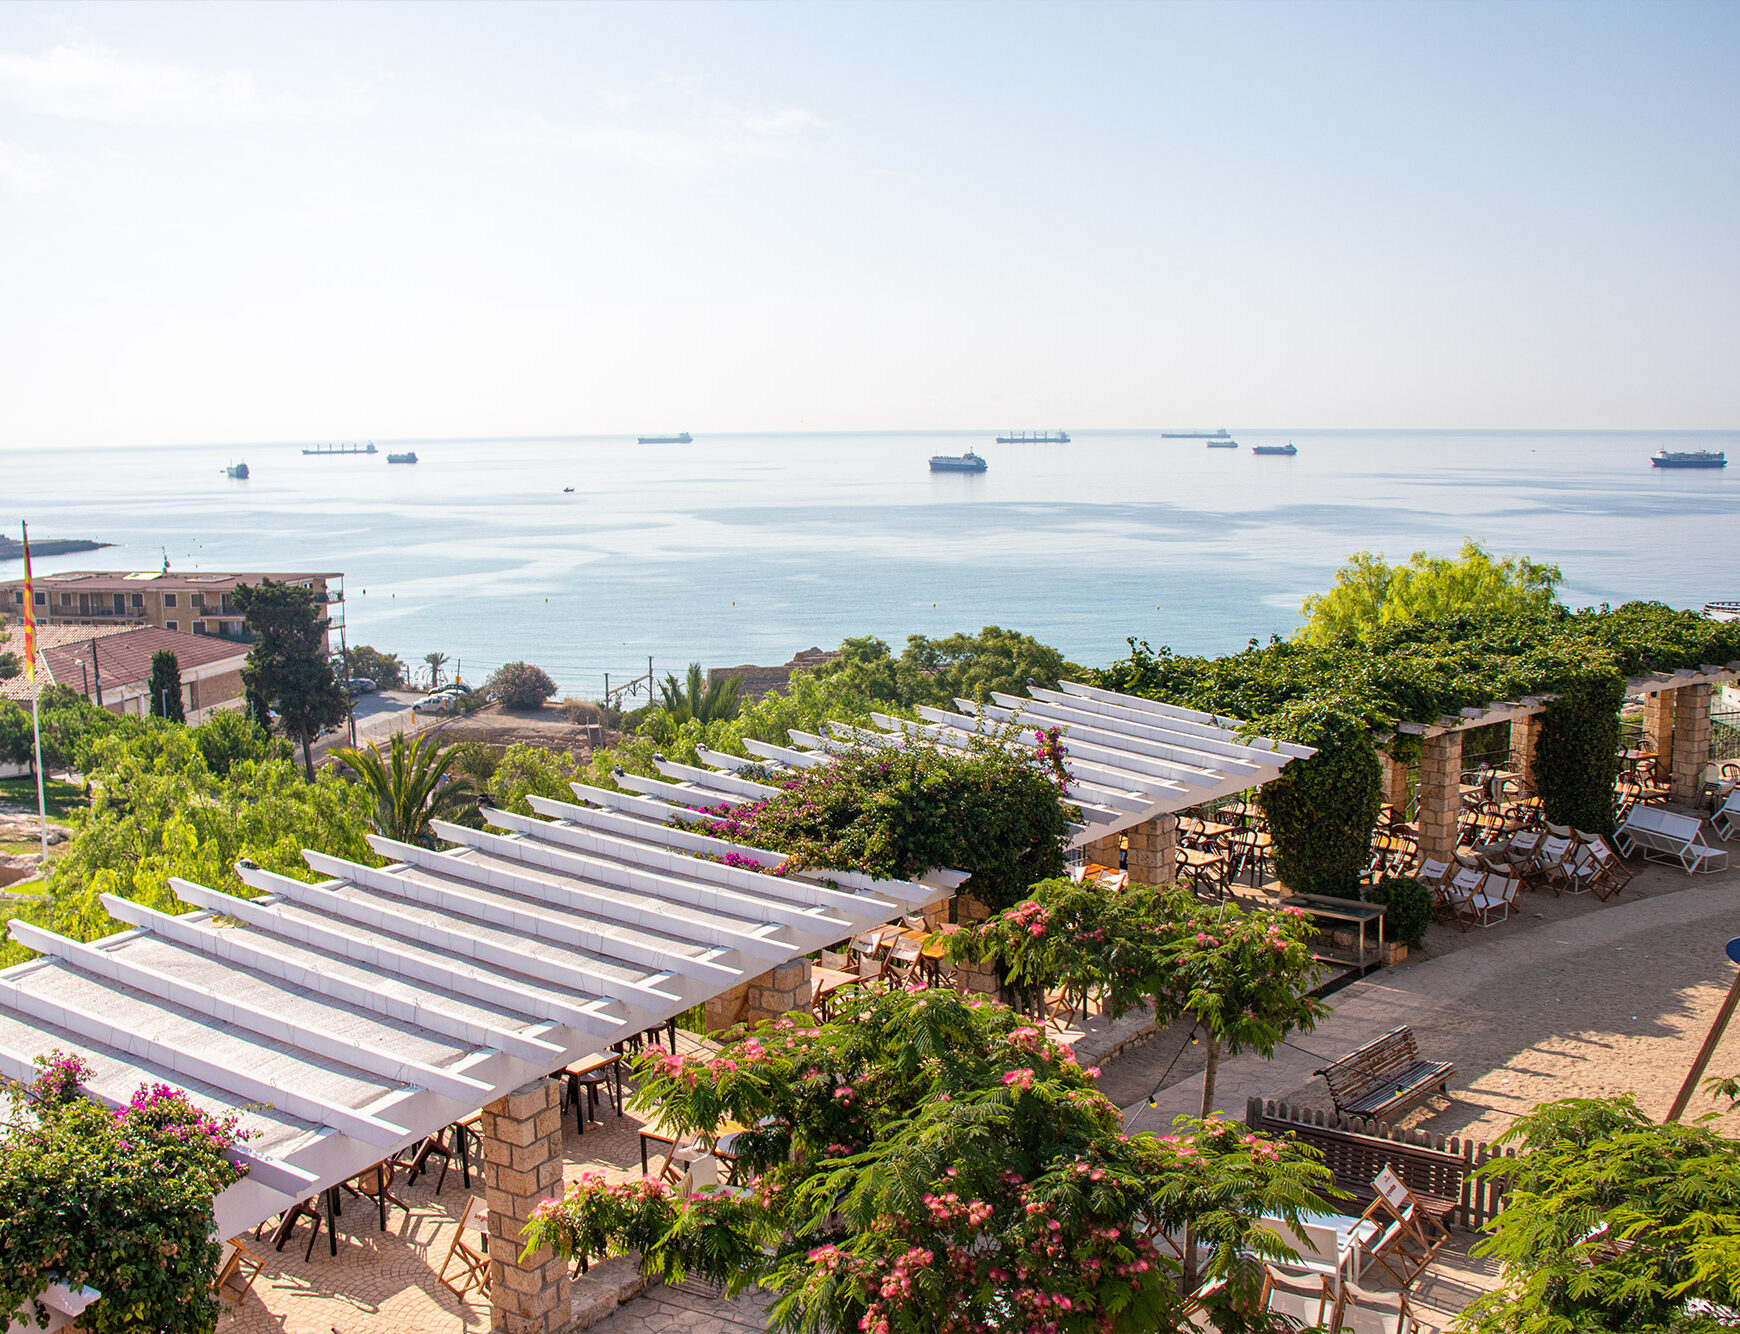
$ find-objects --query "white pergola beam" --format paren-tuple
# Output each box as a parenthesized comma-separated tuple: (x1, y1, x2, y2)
(615, 772, 749, 809)
(652, 758, 779, 799)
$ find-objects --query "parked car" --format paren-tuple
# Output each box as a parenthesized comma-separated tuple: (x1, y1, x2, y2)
(347, 678, 378, 698)
(412, 693, 458, 714)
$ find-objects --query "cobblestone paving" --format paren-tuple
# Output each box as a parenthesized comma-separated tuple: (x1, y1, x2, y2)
(582, 1278, 773, 1333)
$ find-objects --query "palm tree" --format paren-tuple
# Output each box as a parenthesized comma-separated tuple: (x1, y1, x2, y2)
(333, 731, 475, 845)
(657, 662, 744, 724)
(423, 651, 450, 689)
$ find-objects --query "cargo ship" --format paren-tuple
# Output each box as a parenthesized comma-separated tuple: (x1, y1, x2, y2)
(930, 450, 988, 473)
(1162, 428, 1232, 439)
(639, 433, 693, 444)
(303, 442, 377, 455)
(224, 461, 250, 479)
(387, 451, 418, 464)
(995, 430, 1069, 443)
(1651, 449, 1726, 469)
(1251, 442, 1297, 456)
(1205, 440, 1239, 449)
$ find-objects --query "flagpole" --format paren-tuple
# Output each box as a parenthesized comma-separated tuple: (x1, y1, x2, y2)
(21, 521, 47, 860)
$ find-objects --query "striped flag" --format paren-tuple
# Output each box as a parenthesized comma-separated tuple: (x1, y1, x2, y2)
(20, 522, 35, 682)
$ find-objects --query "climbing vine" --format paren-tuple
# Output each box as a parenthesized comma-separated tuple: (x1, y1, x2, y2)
(1255, 713, 1382, 900)
(1532, 673, 1626, 835)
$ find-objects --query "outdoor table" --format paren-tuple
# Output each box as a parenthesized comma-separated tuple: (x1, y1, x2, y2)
(1190, 819, 1238, 839)
(1288, 893, 1386, 971)
(918, 924, 958, 985)
(558, 1049, 624, 1121)
(811, 966, 861, 1018)
(1257, 1209, 1380, 1290)
(639, 1116, 748, 1177)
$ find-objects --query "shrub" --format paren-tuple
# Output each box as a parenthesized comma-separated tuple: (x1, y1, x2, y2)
(1364, 875, 1433, 949)
(487, 743, 582, 816)
(448, 740, 501, 788)
(342, 645, 406, 690)
(485, 661, 557, 710)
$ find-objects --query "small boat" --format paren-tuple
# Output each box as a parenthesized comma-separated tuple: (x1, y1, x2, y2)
(224, 461, 250, 479)
(387, 451, 418, 464)
(1252, 442, 1297, 456)
(1163, 428, 1232, 439)
(1205, 440, 1239, 449)
(639, 433, 692, 444)
(995, 430, 1069, 443)
(563, 486, 575, 493)
(1651, 449, 1726, 469)
(930, 450, 988, 473)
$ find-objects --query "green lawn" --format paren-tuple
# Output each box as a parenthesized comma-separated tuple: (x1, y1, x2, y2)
(0, 777, 86, 821)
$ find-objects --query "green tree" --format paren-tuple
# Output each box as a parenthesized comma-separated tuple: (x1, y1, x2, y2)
(0, 650, 20, 681)
(524, 988, 1335, 1334)
(1297, 540, 1562, 646)
(656, 663, 744, 725)
(333, 732, 475, 845)
(1461, 1095, 1740, 1333)
(342, 645, 405, 689)
(0, 699, 33, 773)
(486, 742, 584, 816)
(811, 626, 1078, 709)
(148, 649, 184, 722)
(232, 579, 350, 780)
(485, 660, 558, 710)
(36, 684, 119, 775)
(189, 710, 290, 776)
(423, 651, 450, 688)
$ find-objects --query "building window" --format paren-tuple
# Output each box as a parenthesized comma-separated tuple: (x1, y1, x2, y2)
(166, 620, 178, 631)
(193, 621, 206, 635)
(112, 594, 125, 614)
(164, 593, 177, 608)
(10, 591, 19, 605)
(60, 593, 72, 607)
(130, 593, 143, 609)
(33, 591, 45, 606)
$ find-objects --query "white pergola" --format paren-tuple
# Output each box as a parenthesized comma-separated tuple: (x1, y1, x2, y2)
(0, 797, 936, 1238)
(615, 680, 1314, 847)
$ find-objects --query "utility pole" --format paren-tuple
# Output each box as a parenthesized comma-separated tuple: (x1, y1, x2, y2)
(89, 637, 103, 708)
(1667, 939, 1740, 1123)
(76, 657, 89, 699)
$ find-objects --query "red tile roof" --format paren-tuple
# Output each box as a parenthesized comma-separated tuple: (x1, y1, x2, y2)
(1, 625, 246, 702)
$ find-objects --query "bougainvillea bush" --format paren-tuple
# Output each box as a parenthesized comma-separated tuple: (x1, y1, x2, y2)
(0, 1051, 247, 1333)
(523, 988, 1334, 1334)
(698, 732, 1074, 913)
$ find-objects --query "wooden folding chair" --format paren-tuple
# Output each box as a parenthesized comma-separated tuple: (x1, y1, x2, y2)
(1331, 1281, 1425, 1332)
(850, 930, 886, 985)
(1358, 1166, 1449, 1288)
(437, 1196, 491, 1299)
(1441, 868, 1485, 932)
(883, 936, 923, 989)
(1258, 1262, 1338, 1329)
(342, 1158, 409, 1232)
(214, 1238, 264, 1311)
(1532, 835, 1577, 896)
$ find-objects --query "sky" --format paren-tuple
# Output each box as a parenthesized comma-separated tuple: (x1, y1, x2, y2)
(1, 0, 1737, 449)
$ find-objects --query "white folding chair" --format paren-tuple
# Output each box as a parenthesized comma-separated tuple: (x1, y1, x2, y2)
(1331, 1282, 1425, 1333)
(1258, 1262, 1338, 1329)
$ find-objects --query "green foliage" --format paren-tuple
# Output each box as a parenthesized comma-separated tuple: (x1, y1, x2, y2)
(1533, 674, 1626, 835)
(332, 732, 476, 845)
(1461, 1094, 1740, 1333)
(447, 740, 501, 789)
(525, 988, 1335, 1334)
(0, 1051, 244, 1334)
(483, 742, 585, 816)
(342, 644, 405, 690)
(147, 650, 184, 722)
(0, 699, 32, 771)
(1258, 715, 1382, 899)
(657, 663, 744, 725)
(188, 711, 292, 776)
(811, 625, 1079, 709)
(0, 649, 19, 680)
(705, 734, 1072, 911)
(485, 660, 558, 710)
(422, 650, 450, 688)
(0, 721, 377, 968)
(1298, 541, 1562, 646)
(30, 684, 121, 775)
(232, 579, 349, 780)
(635, 664, 897, 767)
(1363, 875, 1432, 949)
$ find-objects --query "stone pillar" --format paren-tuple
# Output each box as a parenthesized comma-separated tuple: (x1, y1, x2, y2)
(703, 981, 750, 1033)
(1379, 750, 1412, 811)
(1416, 731, 1463, 862)
(745, 959, 812, 1024)
(1644, 690, 1676, 780)
(1124, 814, 1176, 885)
(1081, 831, 1120, 869)
(1670, 683, 1712, 806)
(1509, 715, 1540, 791)
(482, 1078, 569, 1334)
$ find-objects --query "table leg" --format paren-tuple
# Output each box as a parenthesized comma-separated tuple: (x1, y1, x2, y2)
(377, 1163, 387, 1232)
(612, 1061, 623, 1116)
(326, 1186, 340, 1257)
(639, 1135, 649, 1176)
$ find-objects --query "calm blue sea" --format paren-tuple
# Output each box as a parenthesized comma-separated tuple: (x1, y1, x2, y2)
(12, 429, 1738, 695)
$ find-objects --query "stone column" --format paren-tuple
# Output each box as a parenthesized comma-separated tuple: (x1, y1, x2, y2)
(1081, 831, 1120, 869)
(1379, 750, 1412, 811)
(703, 981, 750, 1033)
(1416, 731, 1463, 862)
(1124, 814, 1177, 885)
(482, 1078, 569, 1334)
(1509, 714, 1540, 791)
(745, 959, 812, 1024)
(1644, 690, 1677, 780)
(1670, 683, 1712, 805)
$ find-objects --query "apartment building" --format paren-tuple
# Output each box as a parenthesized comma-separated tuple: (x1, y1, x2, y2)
(0, 623, 250, 722)
(0, 570, 342, 650)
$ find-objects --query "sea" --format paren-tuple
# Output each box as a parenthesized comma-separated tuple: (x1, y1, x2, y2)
(9, 429, 1738, 697)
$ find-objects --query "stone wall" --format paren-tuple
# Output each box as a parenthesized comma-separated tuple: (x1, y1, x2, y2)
(1508, 715, 1540, 791)
(1417, 730, 1462, 861)
(1125, 814, 1177, 885)
(481, 1078, 569, 1334)
(1670, 682, 1712, 805)
(705, 959, 813, 1032)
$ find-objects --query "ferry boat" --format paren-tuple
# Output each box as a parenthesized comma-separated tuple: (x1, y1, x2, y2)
(995, 430, 1069, 443)
(387, 451, 419, 464)
(639, 433, 692, 444)
(930, 449, 988, 473)
(1651, 449, 1726, 469)
(1251, 442, 1297, 456)
(1205, 439, 1239, 449)
(1162, 429, 1232, 439)
(303, 442, 377, 455)
(224, 461, 250, 479)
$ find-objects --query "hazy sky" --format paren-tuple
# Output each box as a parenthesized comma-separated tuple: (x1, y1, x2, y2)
(2, 0, 1736, 448)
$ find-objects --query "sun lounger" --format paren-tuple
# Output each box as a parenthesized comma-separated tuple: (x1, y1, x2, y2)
(1614, 806, 1729, 875)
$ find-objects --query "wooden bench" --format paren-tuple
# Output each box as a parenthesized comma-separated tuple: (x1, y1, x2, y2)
(1247, 1106, 1469, 1228)
(1313, 1025, 1454, 1120)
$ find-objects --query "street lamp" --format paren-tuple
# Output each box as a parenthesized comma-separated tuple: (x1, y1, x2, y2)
(75, 657, 89, 698)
